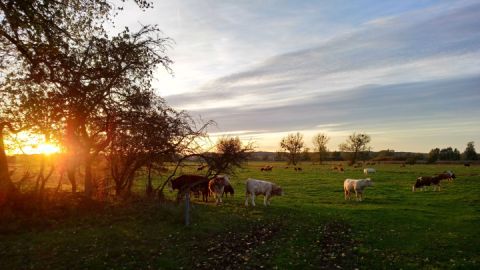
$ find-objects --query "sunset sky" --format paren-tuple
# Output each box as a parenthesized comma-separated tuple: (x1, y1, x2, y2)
(114, 0, 480, 153)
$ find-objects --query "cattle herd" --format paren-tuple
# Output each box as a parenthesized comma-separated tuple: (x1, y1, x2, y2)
(169, 165, 459, 206)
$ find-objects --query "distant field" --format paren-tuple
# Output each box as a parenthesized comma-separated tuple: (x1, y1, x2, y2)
(1, 161, 479, 269)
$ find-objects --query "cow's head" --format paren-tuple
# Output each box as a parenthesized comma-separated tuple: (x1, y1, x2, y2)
(272, 185, 283, 196)
(364, 178, 373, 186)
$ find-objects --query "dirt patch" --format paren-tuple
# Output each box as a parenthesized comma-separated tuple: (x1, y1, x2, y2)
(189, 219, 358, 270)
(190, 221, 282, 269)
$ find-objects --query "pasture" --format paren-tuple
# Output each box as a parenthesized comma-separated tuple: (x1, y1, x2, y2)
(1, 162, 479, 269)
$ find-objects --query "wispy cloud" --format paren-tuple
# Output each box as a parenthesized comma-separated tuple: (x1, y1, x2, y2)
(160, 1, 480, 151)
(116, 1, 480, 151)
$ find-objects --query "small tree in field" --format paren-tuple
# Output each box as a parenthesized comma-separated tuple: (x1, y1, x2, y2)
(205, 137, 254, 177)
(463, 141, 478, 160)
(312, 133, 330, 164)
(280, 132, 304, 165)
(339, 132, 371, 165)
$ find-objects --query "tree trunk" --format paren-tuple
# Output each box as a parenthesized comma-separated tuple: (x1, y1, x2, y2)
(146, 163, 153, 196)
(65, 118, 79, 193)
(351, 151, 358, 165)
(84, 156, 94, 198)
(0, 126, 15, 206)
(67, 166, 77, 193)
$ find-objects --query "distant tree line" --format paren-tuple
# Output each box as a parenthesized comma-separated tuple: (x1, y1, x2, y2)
(259, 132, 478, 166)
(428, 141, 478, 163)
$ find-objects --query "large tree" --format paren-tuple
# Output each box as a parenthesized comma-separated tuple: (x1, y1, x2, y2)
(312, 133, 329, 164)
(0, 0, 173, 198)
(280, 132, 304, 165)
(107, 95, 205, 198)
(339, 132, 371, 165)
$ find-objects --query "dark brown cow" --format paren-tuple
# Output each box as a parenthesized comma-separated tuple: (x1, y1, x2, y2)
(412, 175, 444, 192)
(171, 174, 210, 202)
(412, 176, 432, 192)
(223, 184, 234, 197)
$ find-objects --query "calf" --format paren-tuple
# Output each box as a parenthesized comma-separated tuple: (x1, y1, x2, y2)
(344, 178, 373, 201)
(245, 178, 283, 207)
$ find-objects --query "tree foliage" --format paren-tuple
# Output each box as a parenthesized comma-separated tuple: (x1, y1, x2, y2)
(204, 137, 254, 177)
(339, 133, 371, 165)
(312, 133, 329, 164)
(463, 141, 478, 160)
(280, 132, 304, 165)
(0, 1, 188, 203)
(427, 148, 440, 163)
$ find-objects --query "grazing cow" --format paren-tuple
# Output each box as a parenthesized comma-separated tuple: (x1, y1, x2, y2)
(208, 175, 230, 205)
(413, 175, 443, 192)
(245, 178, 283, 207)
(442, 171, 456, 181)
(363, 168, 376, 175)
(261, 165, 273, 171)
(223, 183, 235, 197)
(464, 163, 471, 167)
(294, 167, 302, 171)
(171, 174, 210, 202)
(412, 176, 432, 192)
(344, 178, 373, 201)
(332, 166, 344, 173)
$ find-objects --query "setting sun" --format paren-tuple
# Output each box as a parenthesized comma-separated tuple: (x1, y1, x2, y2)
(36, 143, 61, 155)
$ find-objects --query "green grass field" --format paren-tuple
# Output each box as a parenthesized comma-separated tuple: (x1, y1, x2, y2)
(1, 162, 479, 269)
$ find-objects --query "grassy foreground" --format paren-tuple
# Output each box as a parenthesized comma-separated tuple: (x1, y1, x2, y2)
(1, 162, 479, 269)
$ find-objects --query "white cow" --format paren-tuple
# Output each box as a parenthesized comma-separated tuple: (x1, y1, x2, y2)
(344, 178, 374, 201)
(245, 178, 283, 207)
(363, 168, 376, 175)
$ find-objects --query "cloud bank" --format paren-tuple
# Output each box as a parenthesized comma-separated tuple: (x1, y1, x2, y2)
(155, 1, 480, 151)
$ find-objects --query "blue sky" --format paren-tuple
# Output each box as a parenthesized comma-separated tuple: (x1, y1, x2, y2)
(114, 0, 480, 152)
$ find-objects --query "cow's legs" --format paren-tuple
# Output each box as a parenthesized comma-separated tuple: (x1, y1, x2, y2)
(264, 194, 270, 206)
(251, 194, 256, 207)
(245, 193, 249, 206)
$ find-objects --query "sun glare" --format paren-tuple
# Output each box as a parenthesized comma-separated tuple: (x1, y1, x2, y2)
(36, 143, 61, 155)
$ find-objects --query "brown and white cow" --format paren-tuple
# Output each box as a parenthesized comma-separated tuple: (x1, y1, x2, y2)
(245, 178, 283, 207)
(208, 175, 230, 205)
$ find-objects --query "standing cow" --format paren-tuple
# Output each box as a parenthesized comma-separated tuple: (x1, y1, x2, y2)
(208, 175, 230, 205)
(363, 168, 376, 175)
(344, 178, 374, 201)
(170, 175, 210, 202)
(245, 178, 283, 207)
